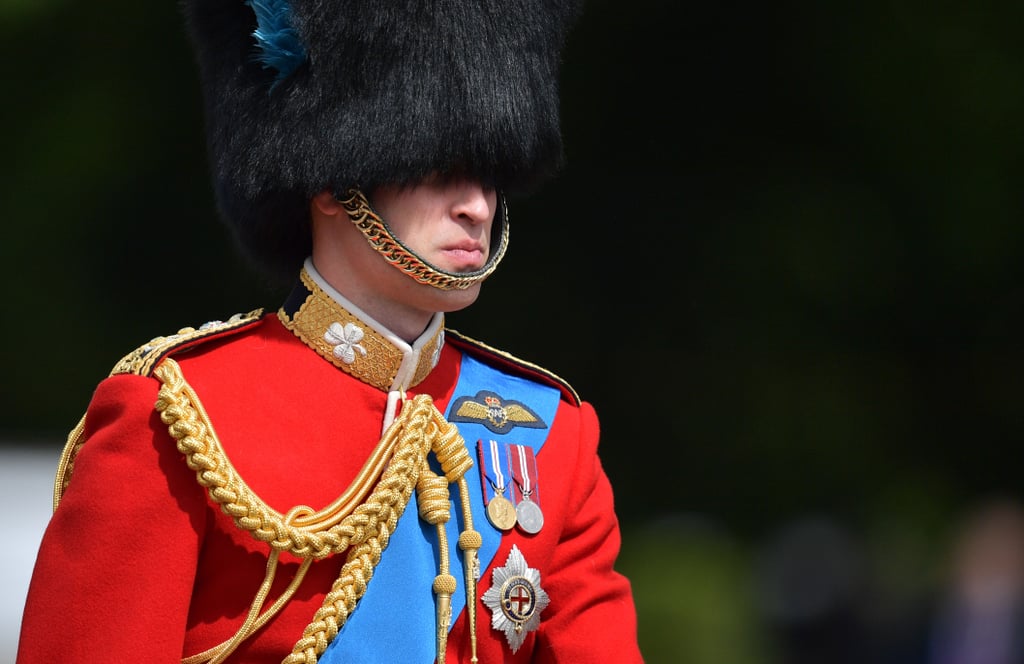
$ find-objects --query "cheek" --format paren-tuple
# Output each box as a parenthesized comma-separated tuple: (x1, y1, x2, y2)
(393, 223, 436, 255)
(375, 200, 427, 243)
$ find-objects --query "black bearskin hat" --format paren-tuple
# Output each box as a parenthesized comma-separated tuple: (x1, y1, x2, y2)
(180, 0, 584, 280)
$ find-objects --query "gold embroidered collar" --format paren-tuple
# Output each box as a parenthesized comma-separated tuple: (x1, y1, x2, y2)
(278, 261, 445, 391)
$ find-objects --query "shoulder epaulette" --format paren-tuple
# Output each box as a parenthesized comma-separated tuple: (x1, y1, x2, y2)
(109, 309, 265, 377)
(445, 328, 580, 406)
(55, 309, 264, 510)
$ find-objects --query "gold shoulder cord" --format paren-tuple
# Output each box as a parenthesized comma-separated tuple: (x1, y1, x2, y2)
(54, 415, 87, 512)
(148, 358, 481, 664)
(54, 311, 264, 511)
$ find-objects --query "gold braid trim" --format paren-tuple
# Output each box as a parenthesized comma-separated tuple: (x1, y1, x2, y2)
(53, 310, 264, 510)
(54, 415, 86, 511)
(183, 531, 314, 664)
(285, 396, 463, 664)
(457, 479, 482, 663)
(154, 358, 445, 664)
(155, 358, 416, 560)
(430, 411, 483, 660)
(153, 357, 478, 663)
(418, 470, 457, 663)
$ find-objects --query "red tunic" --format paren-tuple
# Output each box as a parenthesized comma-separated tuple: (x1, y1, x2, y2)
(18, 300, 641, 662)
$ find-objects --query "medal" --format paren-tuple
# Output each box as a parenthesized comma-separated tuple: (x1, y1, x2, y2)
(510, 444, 544, 535)
(487, 492, 518, 531)
(515, 497, 544, 535)
(481, 545, 550, 653)
(478, 439, 516, 531)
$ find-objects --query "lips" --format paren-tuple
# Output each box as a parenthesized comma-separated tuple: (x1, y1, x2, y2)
(442, 242, 487, 271)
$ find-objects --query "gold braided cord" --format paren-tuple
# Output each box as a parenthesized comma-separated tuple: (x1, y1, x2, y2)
(152, 357, 480, 663)
(53, 414, 86, 511)
(53, 311, 266, 513)
(339, 188, 509, 292)
(456, 479, 482, 664)
(154, 359, 412, 560)
(417, 469, 454, 528)
(427, 408, 482, 662)
(183, 508, 316, 664)
(285, 398, 453, 664)
(418, 469, 456, 663)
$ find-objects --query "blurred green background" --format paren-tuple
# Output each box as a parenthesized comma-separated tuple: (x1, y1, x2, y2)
(3, 1, 1024, 662)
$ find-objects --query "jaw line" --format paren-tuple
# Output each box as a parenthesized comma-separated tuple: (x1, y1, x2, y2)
(339, 187, 509, 291)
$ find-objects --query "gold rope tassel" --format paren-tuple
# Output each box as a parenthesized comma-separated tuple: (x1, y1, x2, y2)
(456, 480, 482, 663)
(283, 395, 449, 664)
(418, 469, 456, 663)
(154, 358, 441, 664)
(153, 358, 481, 663)
(431, 417, 482, 663)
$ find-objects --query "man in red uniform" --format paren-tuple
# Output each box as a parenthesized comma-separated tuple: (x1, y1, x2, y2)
(18, 1, 643, 662)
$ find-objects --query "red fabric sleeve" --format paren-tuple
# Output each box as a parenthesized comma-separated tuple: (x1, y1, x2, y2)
(533, 401, 644, 663)
(17, 373, 207, 663)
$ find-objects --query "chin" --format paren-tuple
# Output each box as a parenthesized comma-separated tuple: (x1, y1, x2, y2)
(431, 283, 483, 313)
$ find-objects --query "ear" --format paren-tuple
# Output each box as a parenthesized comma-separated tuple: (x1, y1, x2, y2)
(311, 190, 344, 217)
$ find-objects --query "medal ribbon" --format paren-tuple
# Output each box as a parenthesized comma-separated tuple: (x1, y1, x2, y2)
(509, 444, 540, 505)
(478, 438, 512, 503)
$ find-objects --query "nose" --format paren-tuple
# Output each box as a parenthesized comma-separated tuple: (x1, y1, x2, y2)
(450, 181, 496, 226)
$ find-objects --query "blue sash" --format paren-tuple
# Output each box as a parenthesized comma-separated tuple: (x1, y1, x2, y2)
(319, 353, 560, 662)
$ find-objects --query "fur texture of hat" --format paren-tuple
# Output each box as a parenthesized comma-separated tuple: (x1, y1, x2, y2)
(180, 0, 584, 279)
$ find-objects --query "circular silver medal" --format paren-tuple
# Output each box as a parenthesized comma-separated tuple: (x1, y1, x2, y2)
(516, 496, 544, 534)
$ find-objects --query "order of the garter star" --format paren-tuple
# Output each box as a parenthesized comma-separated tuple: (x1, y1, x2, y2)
(481, 545, 549, 653)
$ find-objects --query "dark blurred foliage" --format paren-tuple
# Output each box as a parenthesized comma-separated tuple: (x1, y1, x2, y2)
(4, 1, 1024, 660)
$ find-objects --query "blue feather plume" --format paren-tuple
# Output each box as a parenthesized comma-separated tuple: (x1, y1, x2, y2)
(245, 0, 307, 85)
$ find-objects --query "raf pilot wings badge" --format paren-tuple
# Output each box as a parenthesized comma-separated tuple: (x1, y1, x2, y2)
(449, 390, 547, 435)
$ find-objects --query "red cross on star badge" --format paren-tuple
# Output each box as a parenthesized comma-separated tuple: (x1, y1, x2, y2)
(481, 545, 549, 653)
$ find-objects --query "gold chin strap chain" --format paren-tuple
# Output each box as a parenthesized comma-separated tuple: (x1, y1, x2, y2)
(339, 187, 509, 293)
(154, 358, 480, 664)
